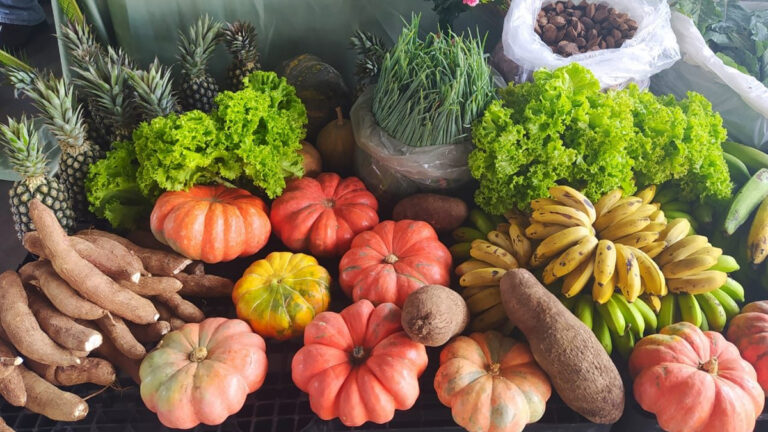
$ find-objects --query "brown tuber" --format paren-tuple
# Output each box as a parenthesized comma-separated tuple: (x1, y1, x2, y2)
(118, 276, 182, 297)
(0, 367, 25, 407)
(18, 261, 106, 320)
(80, 229, 191, 276)
(154, 293, 205, 323)
(19, 366, 88, 421)
(25, 357, 116, 387)
(175, 273, 234, 297)
(26, 289, 103, 353)
(0, 339, 22, 380)
(401, 285, 469, 347)
(126, 321, 171, 344)
(95, 314, 147, 360)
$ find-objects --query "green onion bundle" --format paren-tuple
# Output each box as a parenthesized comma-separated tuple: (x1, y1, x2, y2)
(372, 15, 494, 148)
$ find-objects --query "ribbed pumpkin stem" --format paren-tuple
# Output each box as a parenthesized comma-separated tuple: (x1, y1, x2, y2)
(351, 346, 367, 364)
(384, 254, 399, 264)
(700, 358, 718, 375)
(489, 363, 501, 376)
(189, 346, 208, 362)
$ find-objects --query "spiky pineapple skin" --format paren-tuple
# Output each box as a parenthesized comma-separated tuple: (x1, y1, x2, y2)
(181, 76, 219, 113)
(58, 146, 104, 217)
(228, 62, 258, 90)
(10, 178, 75, 239)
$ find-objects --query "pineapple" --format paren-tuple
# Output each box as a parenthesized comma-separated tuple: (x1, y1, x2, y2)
(0, 116, 75, 239)
(222, 21, 260, 90)
(26, 74, 104, 218)
(350, 30, 387, 96)
(126, 58, 179, 122)
(178, 15, 222, 112)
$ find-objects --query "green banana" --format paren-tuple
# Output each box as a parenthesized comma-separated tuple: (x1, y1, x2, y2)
(469, 209, 496, 235)
(592, 312, 613, 355)
(693, 205, 714, 226)
(654, 186, 678, 205)
(710, 288, 740, 320)
(724, 169, 768, 235)
(696, 292, 727, 331)
(678, 293, 703, 327)
(612, 293, 645, 339)
(612, 324, 636, 358)
(596, 298, 626, 337)
(633, 297, 658, 333)
(699, 308, 709, 331)
(658, 294, 676, 330)
(723, 151, 752, 186)
(662, 201, 692, 213)
(449, 242, 472, 261)
(452, 227, 485, 243)
(665, 210, 699, 232)
(721, 141, 768, 174)
(720, 277, 745, 302)
(709, 255, 740, 273)
(574, 295, 594, 330)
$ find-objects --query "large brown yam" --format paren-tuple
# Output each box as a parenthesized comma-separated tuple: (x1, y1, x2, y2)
(26, 289, 103, 353)
(0, 367, 25, 407)
(499, 269, 624, 424)
(28, 200, 158, 324)
(95, 315, 147, 360)
(0, 339, 22, 380)
(118, 276, 182, 297)
(25, 358, 116, 387)
(18, 261, 106, 320)
(79, 229, 191, 276)
(175, 273, 233, 297)
(18, 366, 88, 421)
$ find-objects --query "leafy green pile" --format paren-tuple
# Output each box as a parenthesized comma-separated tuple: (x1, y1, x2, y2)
(469, 64, 731, 214)
(671, 0, 768, 86)
(86, 71, 306, 229)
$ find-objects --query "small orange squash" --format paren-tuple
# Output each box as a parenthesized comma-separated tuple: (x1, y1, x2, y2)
(298, 141, 322, 177)
(727, 300, 768, 392)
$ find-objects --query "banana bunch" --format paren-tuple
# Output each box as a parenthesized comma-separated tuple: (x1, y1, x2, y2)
(657, 277, 745, 332)
(527, 185, 668, 303)
(565, 292, 658, 357)
(453, 209, 531, 333)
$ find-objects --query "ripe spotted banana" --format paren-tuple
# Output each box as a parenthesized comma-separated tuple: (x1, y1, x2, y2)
(593, 239, 617, 285)
(459, 268, 507, 287)
(615, 244, 642, 302)
(659, 218, 692, 246)
(661, 254, 718, 279)
(530, 226, 592, 267)
(549, 185, 596, 223)
(525, 223, 569, 240)
(656, 235, 710, 267)
(748, 197, 768, 264)
(632, 247, 667, 296)
(487, 230, 515, 254)
(667, 270, 728, 295)
(507, 223, 532, 265)
(614, 231, 659, 249)
(594, 197, 643, 232)
(531, 205, 592, 228)
(562, 258, 595, 298)
(530, 198, 561, 210)
(465, 287, 502, 314)
(550, 235, 599, 279)
(640, 241, 666, 259)
(689, 246, 723, 260)
(470, 240, 518, 270)
(592, 272, 616, 304)
(455, 259, 494, 276)
(636, 185, 656, 204)
(594, 189, 624, 219)
(599, 216, 651, 241)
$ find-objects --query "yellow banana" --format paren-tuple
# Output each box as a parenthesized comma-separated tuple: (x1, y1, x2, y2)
(531, 205, 592, 228)
(549, 185, 596, 223)
(595, 189, 624, 218)
(552, 236, 599, 278)
(649, 209, 667, 224)
(689, 246, 723, 260)
(599, 216, 651, 241)
(659, 218, 692, 246)
(643, 294, 662, 313)
(615, 244, 642, 302)
(668, 270, 728, 295)
(530, 226, 591, 267)
(656, 235, 709, 267)
(614, 231, 659, 249)
(465, 287, 502, 314)
(542, 259, 559, 285)
(593, 239, 617, 284)
(594, 197, 643, 232)
(636, 185, 657, 204)
(530, 198, 561, 210)
(469, 303, 508, 332)
(644, 222, 667, 233)
(455, 259, 494, 276)
(748, 198, 768, 265)
(525, 223, 569, 240)
(640, 241, 667, 259)
(508, 223, 532, 265)
(620, 203, 660, 221)
(562, 258, 595, 298)
(487, 230, 515, 253)
(632, 247, 667, 296)
(461, 284, 497, 299)
(459, 268, 507, 287)
(470, 241, 519, 270)
(662, 254, 719, 279)
(593, 272, 616, 304)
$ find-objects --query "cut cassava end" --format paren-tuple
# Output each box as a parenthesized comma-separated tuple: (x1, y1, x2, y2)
(25, 357, 116, 387)
(0, 338, 22, 380)
(126, 321, 171, 344)
(18, 261, 106, 320)
(118, 276, 182, 297)
(84, 321, 141, 384)
(401, 284, 469, 346)
(95, 314, 147, 360)
(24, 232, 142, 283)
(499, 269, 624, 424)
(175, 273, 234, 297)
(79, 229, 191, 276)
(18, 365, 88, 421)
(26, 289, 103, 353)
(0, 271, 80, 366)
(73, 233, 146, 279)
(0, 366, 25, 407)
(154, 293, 205, 323)
(28, 200, 159, 324)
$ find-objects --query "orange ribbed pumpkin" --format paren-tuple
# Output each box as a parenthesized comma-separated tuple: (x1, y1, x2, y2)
(728, 300, 768, 392)
(150, 185, 271, 263)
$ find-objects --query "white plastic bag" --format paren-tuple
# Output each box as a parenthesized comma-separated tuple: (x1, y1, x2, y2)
(502, 0, 680, 89)
(350, 88, 474, 204)
(650, 12, 768, 149)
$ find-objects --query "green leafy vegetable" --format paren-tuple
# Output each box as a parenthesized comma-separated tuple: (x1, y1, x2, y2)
(469, 64, 732, 214)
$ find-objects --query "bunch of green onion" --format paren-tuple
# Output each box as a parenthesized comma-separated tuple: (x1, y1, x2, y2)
(372, 15, 494, 148)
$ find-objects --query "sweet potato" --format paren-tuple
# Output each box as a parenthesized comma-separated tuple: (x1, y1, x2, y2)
(0, 271, 80, 366)
(26, 289, 103, 353)
(18, 261, 106, 320)
(175, 273, 234, 297)
(0, 415, 12, 432)
(499, 269, 624, 424)
(24, 232, 142, 283)
(126, 321, 171, 344)
(19, 366, 88, 421)
(80, 229, 191, 276)
(0, 367, 25, 407)
(25, 358, 116, 387)
(154, 293, 205, 323)
(85, 321, 141, 384)
(392, 193, 468, 232)
(29, 200, 159, 324)
(95, 314, 146, 360)
(0, 339, 22, 380)
(119, 276, 182, 296)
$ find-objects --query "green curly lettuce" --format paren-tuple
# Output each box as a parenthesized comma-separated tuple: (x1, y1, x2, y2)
(85, 140, 152, 230)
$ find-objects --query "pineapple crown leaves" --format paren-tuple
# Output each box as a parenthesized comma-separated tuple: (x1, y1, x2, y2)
(350, 30, 388, 83)
(26, 74, 90, 155)
(0, 115, 50, 178)
(0, 49, 37, 97)
(222, 21, 260, 63)
(178, 15, 223, 77)
(125, 58, 179, 121)
(59, 20, 103, 69)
